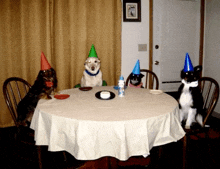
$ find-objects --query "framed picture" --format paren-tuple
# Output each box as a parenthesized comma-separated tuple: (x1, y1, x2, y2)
(123, 0, 141, 22)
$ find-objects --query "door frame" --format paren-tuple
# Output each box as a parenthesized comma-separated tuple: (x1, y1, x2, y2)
(149, 0, 153, 86)
(199, 0, 205, 68)
(149, 0, 205, 79)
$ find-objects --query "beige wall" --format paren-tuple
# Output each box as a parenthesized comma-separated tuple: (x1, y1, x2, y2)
(121, 0, 150, 80)
(204, 0, 220, 115)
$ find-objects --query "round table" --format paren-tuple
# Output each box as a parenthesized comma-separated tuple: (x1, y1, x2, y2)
(30, 86, 185, 161)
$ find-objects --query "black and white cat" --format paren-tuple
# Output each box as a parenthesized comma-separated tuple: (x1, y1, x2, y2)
(129, 73, 144, 88)
(129, 59, 144, 88)
(178, 65, 204, 129)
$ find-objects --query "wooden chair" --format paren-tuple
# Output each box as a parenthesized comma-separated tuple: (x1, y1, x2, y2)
(125, 69, 159, 89)
(3, 77, 31, 127)
(3, 77, 85, 168)
(182, 77, 220, 169)
(3, 77, 43, 169)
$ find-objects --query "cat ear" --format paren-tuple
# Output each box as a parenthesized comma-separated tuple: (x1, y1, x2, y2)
(194, 65, 202, 72)
(140, 73, 144, 78)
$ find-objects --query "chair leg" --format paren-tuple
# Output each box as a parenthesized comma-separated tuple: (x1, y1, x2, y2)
(37, 146, 42, 169)
(63, 151, 67, 161)
(182, 135, 187, 169)
(158, 146, 163, 159)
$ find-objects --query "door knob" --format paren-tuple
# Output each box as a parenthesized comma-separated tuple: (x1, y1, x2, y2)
(154, 61, 159, 65)
(155, 45, 159, 49)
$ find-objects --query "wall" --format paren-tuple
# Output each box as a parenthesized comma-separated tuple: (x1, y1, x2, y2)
(121, 0, 149, 80)
(204, 0, 220, 115)
(121, 0, 220, 115)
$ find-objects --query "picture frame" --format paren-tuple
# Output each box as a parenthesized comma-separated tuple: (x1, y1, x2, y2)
(123, 0, 141, 22)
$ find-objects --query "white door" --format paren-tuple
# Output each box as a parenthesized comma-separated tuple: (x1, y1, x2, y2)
(152, 0, 201, 92)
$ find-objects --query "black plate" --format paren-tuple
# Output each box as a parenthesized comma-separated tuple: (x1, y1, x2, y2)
(79, 87, 93, 91)
(95, 91, 115, 100)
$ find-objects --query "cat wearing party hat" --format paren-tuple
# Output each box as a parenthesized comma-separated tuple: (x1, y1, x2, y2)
(177, 53, 204, 129)
(128, 60, 144, 88)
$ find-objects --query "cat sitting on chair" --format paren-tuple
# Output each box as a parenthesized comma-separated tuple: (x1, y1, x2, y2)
(128, 60, 144, 88)
(177, 53, 204, 129)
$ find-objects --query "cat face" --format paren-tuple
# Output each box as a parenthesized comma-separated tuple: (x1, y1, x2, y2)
(181, 65, 202, 82)
(130, 73, 144, 86)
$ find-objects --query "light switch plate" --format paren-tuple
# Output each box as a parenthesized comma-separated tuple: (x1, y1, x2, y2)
(138, 44, 147, 51)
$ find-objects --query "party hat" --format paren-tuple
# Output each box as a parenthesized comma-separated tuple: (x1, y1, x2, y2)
(41, 52, 51, 70)
(88, 44, 98, 58)
(132, 60, 140, 75)
(183, 53, 194, 72)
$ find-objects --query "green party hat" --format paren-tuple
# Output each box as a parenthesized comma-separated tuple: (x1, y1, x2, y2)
(88, 44, 98, 58)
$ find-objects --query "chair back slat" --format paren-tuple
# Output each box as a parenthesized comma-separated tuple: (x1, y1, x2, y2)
(15, 81, 23, 101)
(150, 76, 155, 89)
(9, 82, 20, 111)
(200, 80, 205, 93)
(198, 77, 219, 126)
(23, 82, 29, 93)
(3, 77, 31, 127)
(145, 72, 149, 88)
(5, 88, 17, 123)
(203, 81, 212, 109)
(206, 85, 216, 111)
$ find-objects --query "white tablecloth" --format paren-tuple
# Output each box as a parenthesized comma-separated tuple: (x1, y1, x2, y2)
(30, 86, 185, 161)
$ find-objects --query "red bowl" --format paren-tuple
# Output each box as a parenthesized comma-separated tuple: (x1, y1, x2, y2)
(54, 94, 70, 100)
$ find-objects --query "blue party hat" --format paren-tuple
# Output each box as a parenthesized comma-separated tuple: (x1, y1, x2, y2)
(119, 75, 124, 80)
(132, 60, 140, 75)
(183, 53, 194, 72)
